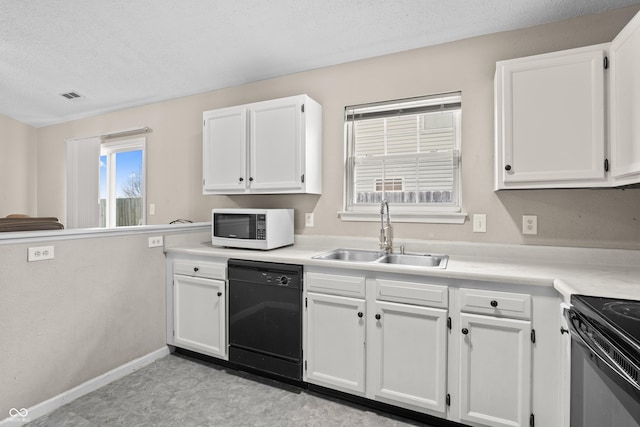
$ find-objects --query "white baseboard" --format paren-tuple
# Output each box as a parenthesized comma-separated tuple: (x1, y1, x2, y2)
(0, 346, 171, 426)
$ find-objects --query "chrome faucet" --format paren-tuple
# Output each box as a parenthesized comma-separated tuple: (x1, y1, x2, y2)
(379, 199, 393, 252)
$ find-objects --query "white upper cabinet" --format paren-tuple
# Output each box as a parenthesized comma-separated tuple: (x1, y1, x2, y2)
(250, 97, 305, 192)
(610, 11, 640, 186)
(203, 107, 247, 193)
(495, 45, 608, 190)
(202, 94, 322, 194)
(495, 10, 640, 190)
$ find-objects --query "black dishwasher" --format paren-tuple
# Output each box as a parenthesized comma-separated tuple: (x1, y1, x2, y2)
(228, 259, 303, 382)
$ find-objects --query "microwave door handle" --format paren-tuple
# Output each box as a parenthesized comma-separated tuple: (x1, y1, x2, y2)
(566, 308, 640, 394)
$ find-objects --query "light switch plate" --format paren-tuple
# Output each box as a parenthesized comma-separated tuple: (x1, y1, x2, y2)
(522, 215, 538, 235)
(472, 214, 487, 233)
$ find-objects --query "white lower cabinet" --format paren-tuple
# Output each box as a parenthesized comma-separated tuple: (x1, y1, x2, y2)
(305, 291, 366, 394)
(458, 313, 532, 427)
(169, 258, 228, 360)
(173, 275, 226, 358)
(457, 288, 533, 427)
(304, 271, 449, 417)
(370, 300, 448, 414)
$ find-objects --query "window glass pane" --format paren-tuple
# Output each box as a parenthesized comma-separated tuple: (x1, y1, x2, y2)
(115, 150, 143, 226)
(385, 116, 417, 155)
(346, 93, 461, 212)
(354, 120, 384, 156)
(98, 137, 145, 228)
(420, 112, 455, 152)
(354, 158, 456, 205)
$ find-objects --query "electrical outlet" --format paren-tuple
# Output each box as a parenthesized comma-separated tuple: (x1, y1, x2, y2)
(28, 245, 54, 262)
(522, 215, 538, 235)
(148, 236, 163, 247)
(305, 213, 314, 227)
(472, 214, 487, 233)
(149, 203, 155, 215)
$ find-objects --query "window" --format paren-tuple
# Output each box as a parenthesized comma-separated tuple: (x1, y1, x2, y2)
(340, 93, 465, 223)
(99, 138, 146, 227)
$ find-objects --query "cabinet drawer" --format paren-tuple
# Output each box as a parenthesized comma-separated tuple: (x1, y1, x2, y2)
(306, 272, 365, 298)
(174, 260, 226, 280)
(375, 279, 448, 308)
(460, 288, 531, 320)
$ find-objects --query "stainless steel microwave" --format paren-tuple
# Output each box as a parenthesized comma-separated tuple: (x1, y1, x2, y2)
(211, 209, 294, 250)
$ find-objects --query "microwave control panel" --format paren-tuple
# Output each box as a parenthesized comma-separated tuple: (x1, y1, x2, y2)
(256, 214, 266, 240)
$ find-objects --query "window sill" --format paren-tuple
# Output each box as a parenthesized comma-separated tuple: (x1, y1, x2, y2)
(338, 211, 467, 224)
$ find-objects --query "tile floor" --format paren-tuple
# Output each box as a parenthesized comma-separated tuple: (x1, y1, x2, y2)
(27, 353, 434, 426)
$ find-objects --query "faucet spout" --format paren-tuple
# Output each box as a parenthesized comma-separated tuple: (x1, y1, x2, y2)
(379, 199, 393, 252)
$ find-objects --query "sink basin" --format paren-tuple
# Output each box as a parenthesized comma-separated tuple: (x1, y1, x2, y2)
(375, 253, 449, 268)
(312, 248, 386, 262)
(312, 248, 448, 268)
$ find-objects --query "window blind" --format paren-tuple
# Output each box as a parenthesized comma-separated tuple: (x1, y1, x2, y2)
(345, 93, 461, 208)
(66, 137, 100, 228)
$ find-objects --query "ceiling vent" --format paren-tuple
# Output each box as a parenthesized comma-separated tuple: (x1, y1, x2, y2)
(60, 91, 83, 100)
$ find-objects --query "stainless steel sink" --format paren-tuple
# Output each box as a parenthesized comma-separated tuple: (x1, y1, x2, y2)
(312, 248, 448, 268)
(375, 253, 449, 268)
(312, 248, 386, 262)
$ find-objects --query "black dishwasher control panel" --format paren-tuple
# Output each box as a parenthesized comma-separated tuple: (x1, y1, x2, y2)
(227, 259, 301, 289)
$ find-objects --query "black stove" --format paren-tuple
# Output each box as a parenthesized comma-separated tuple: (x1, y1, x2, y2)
(568, 295, 640, 426)
(572, 295, 640, 368)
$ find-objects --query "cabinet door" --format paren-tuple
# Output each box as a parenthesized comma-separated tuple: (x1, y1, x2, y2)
(305, 292, 366, 394)
(249, 97, 304, 192)
(173, 275, 227, 359)
(459, 313, 531, 427)
(610, 12, 640, 185)
(203, 107, 247, 193)
(370, 301, 448, 414)
(495, 47, 607, 189)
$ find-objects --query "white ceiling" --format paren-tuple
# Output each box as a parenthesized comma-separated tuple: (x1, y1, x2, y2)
(2, 0, 639, 128)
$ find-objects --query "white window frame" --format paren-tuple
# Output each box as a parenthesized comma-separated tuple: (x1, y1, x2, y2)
(339, 93, 466, 224)
(100, 137, 146, 228)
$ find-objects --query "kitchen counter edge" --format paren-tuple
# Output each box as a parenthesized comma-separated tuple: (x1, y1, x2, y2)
(165, 238, 640, 301)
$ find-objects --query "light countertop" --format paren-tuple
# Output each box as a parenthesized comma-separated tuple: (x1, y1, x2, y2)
(165, 234, 640, 301)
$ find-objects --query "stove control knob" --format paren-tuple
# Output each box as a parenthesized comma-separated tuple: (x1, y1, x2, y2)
(279, 276, 289, 285)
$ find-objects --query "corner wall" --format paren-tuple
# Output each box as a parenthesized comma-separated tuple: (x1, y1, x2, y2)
(0, 114, 37, 217)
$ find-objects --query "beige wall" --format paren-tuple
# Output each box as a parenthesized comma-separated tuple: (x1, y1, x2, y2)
(0, 114, 37, 217)
(33, 6, 640, 249)
(0, 233, 167, 417)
